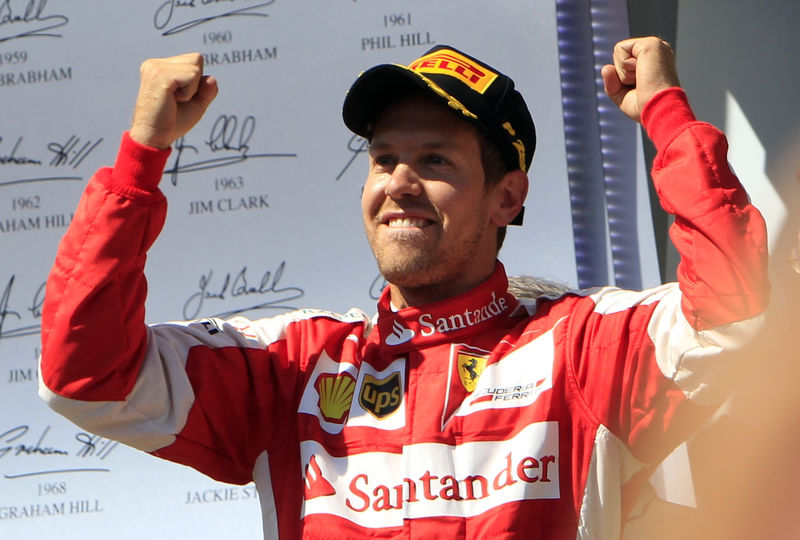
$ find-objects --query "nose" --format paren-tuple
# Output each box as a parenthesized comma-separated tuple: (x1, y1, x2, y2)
(385, 163, 422, 199)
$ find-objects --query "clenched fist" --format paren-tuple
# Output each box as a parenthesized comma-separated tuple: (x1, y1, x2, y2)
(129, 53, 219, 150)
(601, 37, 681, 124)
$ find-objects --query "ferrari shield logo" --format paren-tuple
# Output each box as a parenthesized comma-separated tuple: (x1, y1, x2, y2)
(458, 352, 488, 392)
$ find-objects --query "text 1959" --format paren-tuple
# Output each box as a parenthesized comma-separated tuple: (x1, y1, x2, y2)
(0, 51, 28, 66)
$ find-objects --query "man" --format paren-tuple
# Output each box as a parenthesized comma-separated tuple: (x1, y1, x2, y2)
(39, 37, 768, 538)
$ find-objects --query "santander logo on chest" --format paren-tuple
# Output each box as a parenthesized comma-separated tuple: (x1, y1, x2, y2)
(379, 269, 516, 350)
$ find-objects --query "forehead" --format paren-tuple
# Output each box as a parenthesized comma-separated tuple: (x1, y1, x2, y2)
(370, 95, 480, 148)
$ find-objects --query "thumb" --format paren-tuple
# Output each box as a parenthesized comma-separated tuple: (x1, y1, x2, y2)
(176, 75, 219, 133)
(601, 64, 626, 107)
(191, 75, 219, 111)
(600, 62, 643, 123)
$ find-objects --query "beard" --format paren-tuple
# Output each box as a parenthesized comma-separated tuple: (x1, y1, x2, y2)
(367, 219, 488, 291)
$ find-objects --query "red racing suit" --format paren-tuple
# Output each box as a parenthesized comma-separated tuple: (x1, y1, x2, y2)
(39, 88, 769, 539)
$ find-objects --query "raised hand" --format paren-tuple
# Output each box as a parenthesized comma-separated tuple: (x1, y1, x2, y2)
(601, 37, 681, 123)
(129, 53, 219, 149)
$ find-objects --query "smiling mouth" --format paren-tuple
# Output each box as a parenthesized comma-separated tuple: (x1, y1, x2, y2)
(387, 217, 431, 228)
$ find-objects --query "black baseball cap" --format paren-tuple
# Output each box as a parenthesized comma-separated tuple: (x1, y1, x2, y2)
(342, 45, 536, 174)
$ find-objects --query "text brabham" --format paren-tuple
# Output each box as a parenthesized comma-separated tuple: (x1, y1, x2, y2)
(0, 66, 71, 86)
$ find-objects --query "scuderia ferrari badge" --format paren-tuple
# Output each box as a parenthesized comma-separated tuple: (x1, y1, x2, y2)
(458, 351, 488, 392)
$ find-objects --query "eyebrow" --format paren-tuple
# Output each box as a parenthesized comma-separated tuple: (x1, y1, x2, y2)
(368, 139, 460, 152)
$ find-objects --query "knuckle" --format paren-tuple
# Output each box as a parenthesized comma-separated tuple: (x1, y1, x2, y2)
(140, 58, 164, 78)
(188, 52, 204, 68)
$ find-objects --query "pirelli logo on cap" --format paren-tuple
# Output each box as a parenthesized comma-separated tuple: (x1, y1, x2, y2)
(409, 49, 498, 94)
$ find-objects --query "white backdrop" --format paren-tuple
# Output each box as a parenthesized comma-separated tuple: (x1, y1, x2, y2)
(0, 1, 577, 538)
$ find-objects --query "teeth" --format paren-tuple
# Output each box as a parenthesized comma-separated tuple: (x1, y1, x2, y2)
(388, 217, 427, 228)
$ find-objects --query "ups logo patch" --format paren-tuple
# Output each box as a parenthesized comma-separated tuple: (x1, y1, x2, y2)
(359, 372, 402, 419)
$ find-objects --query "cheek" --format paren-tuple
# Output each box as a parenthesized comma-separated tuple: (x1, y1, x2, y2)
(438, 188, 483, 226)
(361, 179, 382, 219)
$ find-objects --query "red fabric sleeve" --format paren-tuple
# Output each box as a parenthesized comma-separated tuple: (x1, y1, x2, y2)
(40, 133, 170, 399)
(643, 87, 770, 328)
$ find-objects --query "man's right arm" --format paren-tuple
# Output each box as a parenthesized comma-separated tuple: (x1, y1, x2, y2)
(38, 128, 310, 484)
(39, 133, 171, 402)
(40, 53, 217, 397)
(37, 55, 282, 483)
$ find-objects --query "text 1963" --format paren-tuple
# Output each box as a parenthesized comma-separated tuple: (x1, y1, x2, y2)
(214, 176, 244, 191)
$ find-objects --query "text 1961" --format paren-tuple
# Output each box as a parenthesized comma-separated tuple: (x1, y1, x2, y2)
(384, 13, 411, 27)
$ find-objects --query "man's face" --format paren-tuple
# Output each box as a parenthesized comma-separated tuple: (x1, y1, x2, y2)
(362, 95, 501, 299)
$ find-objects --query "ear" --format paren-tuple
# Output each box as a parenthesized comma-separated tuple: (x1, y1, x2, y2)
(489, 169, 528, 226)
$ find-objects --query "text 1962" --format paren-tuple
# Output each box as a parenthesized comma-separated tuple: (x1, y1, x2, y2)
(11, 196, 40, 211)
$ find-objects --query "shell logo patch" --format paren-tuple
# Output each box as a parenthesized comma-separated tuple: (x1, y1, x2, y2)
(315, 373, 356, 424)
(458, 351, 488, 392)
(409, 49, 498, 94)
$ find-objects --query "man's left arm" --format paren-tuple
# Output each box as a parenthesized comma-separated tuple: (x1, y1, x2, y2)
(573, 38, 770, 465)
(601, 36, 769, 329)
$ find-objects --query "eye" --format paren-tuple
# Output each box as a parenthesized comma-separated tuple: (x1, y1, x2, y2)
(422, 154, 448, 166)
(372, 154, 397, 170)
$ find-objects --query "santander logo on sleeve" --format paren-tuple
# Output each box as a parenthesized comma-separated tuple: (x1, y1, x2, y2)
(300, 422, 560, 529)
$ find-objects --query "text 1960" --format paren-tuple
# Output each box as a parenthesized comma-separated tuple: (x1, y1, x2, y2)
(203, 30, 232, 45)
